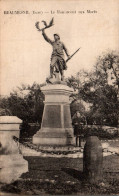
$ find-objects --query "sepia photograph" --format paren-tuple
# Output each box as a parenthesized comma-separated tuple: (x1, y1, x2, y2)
(0, 0, 119, 195)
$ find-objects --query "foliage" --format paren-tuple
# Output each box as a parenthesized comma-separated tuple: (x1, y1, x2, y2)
(67, 51, 119, 126)
(82, 125, 118, 139)
(0, 83, 44, 123)
(0, 108, 12, 116)
(98, 50, 119, 86)
(70, 100, 86, 117)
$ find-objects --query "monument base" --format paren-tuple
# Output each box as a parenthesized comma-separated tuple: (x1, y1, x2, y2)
(32, 84, 75, 146)
(33, 128, 74, 146)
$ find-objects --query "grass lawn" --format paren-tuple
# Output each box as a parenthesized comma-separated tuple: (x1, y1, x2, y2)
(1, 154, 119, 195)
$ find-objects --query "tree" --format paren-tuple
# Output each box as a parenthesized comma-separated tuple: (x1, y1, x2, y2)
(0, 83, 44, 123)
(97, 50, 119, 127)
(67, 71, 92, 124)
(67, 51, 119, 126)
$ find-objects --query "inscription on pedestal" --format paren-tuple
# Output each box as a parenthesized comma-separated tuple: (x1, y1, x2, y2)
(42, 105, 61, 128)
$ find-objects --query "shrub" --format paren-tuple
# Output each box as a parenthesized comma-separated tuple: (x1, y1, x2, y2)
(82, 125, 118, 139)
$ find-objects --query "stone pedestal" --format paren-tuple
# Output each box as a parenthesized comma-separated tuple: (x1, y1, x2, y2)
(33, 84, 75, 146)
(0, 116, 28, 184)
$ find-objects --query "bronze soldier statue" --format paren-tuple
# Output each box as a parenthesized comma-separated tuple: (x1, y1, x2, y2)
(35, 18, 80, 81)
(42, 29, 70, 81)
(35, 18, 70, 81)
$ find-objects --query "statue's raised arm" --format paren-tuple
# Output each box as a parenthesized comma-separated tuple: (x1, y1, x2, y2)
(42, 29, 53, 45)
(35, 19, 54, 45)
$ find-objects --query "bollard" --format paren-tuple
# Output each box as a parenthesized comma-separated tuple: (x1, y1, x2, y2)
(83, 136, 103, 184)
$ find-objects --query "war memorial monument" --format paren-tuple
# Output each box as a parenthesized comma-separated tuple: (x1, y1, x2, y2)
(32, 18, 79, 146)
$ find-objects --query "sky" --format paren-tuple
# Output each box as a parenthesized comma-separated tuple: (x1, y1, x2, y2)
(0, 0, 119, 95)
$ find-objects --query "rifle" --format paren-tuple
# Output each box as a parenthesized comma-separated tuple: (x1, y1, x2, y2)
(66, 48, 81, 63)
